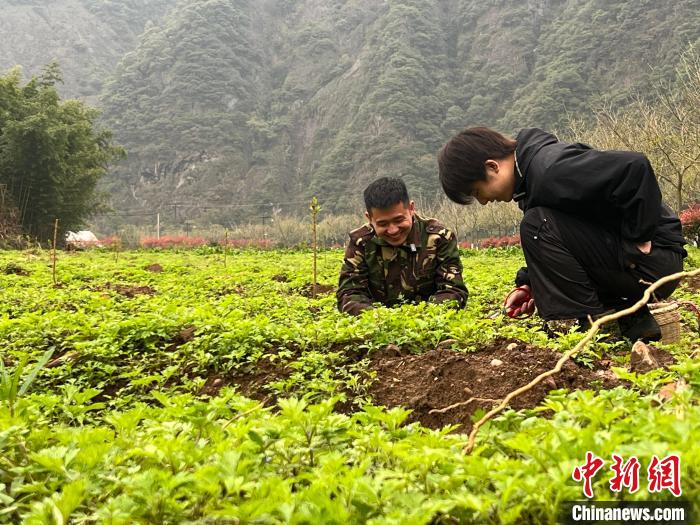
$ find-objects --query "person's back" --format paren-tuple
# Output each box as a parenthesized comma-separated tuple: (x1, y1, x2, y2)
(336, 177, 469, 315)
(512, 128, 686, 254)
(437, 126, 687, 341)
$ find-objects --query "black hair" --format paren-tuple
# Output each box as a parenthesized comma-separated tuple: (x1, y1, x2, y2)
(363, 177, 410, 212)
(437, 127, 516, 204)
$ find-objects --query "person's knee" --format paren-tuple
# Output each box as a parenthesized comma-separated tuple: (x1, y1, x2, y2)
(655, 280, 680, 300)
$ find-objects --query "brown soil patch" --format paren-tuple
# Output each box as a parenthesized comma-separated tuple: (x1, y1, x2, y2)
(3, 264, 30, 276)
(271, 274, 289, 282)
(213, 285, 245, 296)
(92, 282, 156, 298)
(200, 357, 294, 401)
(145, 263, 163, 273)
(369, 338, 621, 433)
(682, 274, 700, 291)
(297, 283, 335, 297)
(165, 326, 197, 352)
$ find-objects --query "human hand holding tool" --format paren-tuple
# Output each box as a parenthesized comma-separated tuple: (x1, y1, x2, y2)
(503, 285, 535, 318)
(636, 241, 652, 254)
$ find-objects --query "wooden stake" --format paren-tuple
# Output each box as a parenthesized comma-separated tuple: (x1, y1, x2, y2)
(114, 235, 121, 263)
(310, 197, 321, 299)
(51, 218, 59, 285)
(224, 229, 228, 267)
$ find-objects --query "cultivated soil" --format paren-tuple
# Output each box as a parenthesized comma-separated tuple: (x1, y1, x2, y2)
(368, 337, 622, 433)
(682, 274, 700, 291)
(3, 263, 30, 276)
(200, 355, 295, 402)
(197, 336, 624, 432)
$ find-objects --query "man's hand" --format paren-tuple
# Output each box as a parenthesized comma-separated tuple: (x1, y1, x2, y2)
(636, 241, 652, 254)
(504, 285, 535, 318)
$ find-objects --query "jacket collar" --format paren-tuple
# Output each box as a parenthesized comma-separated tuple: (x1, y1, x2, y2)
(513, 128, 559, 203)
(513, 151, 527, 203)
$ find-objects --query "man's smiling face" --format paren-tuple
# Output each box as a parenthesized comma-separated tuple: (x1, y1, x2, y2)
(366, 201, 415, 246)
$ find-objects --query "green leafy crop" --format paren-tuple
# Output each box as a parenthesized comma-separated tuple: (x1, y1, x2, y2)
(0, 247, 698, 523)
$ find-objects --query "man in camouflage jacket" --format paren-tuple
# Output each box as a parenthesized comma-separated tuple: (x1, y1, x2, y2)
(337, 177, 469, 315)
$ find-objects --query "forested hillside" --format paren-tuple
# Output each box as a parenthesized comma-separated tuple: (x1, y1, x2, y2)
(2, 0, 699, 223)
(0, 0, 177, 102)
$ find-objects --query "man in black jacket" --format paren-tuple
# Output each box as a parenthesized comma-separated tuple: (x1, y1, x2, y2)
(437, 127, 687, 341)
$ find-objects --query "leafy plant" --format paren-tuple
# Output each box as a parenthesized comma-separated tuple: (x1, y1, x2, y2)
(0, 348, 54, 417)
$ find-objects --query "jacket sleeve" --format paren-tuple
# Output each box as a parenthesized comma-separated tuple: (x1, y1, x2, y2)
(336, 234, 374, 316)
(429, 230, 469, 308)
(531, 148, 662, 242)
(514, 266, 530, 287)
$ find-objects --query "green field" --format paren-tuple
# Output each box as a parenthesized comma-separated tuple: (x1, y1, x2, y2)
(1, 247, 699, 524)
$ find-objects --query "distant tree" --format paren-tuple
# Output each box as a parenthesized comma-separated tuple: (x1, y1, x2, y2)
(568, 45, 700, 211)
(0, 64, 124, 241)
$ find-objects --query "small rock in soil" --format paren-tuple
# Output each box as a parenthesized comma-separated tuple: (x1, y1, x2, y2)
(376, 344, 402, 358)
(436, 339, 458, 351)
(629, 341, 676, 374)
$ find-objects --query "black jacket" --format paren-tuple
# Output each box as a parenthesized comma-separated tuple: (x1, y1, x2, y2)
(513, 128, 686, 254)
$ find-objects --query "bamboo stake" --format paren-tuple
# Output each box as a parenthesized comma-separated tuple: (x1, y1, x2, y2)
(51, 218, 59, 285)
(463, 267, 700, 455)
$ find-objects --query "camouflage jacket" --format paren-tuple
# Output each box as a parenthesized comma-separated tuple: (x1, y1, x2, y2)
(336, 214, 469, 315)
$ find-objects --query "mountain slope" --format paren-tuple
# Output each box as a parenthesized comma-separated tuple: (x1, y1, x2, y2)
(0, 0, 177, 102)
(3, 0, 699, 222)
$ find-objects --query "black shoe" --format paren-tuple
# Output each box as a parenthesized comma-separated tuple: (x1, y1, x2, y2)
(617, 306, 662, 342)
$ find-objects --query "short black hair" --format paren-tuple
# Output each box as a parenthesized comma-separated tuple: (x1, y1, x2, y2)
(363, 177, 410, 212)
(437, 127, 516, 204)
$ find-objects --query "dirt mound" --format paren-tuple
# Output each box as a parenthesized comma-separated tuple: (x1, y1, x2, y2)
(3, 263, 29, 276)
(297, 283, 335, 297)
(369, 338, 621, 433)
(200, 357, 293, 401)
(145, 263, 163, 273)
(682, 274, 700, 291)
(165, 326, 197, 352)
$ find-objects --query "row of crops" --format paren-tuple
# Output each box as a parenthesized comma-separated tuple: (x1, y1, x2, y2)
(1, 247, 699, 523)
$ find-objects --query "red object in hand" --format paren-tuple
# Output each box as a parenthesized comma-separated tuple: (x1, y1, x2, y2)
(503, 286, 533, 319)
